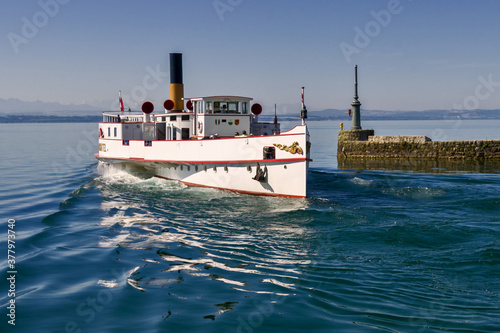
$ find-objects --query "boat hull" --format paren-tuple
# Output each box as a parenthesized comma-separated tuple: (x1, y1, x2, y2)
(95, 125, 310, 198)
(95, 158, 308, 198)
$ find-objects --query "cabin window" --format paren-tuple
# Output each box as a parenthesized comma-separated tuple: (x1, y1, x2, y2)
(181, 115, 190, 121)
(181, 128, 190, 140)
(108, 127, 111, 137)
(228, 102, 238, 113)
(214, 101, 239, 114)
(205, 102, 212, 114)
(173, 127, 177, 140)
(263, 146, 276, 160)
(214, 101, 225, 113)
(170, 116, 177, 121)
(242, 102, 248, 114)
(114, 127, 117, 137)
(195, 101, 203, 114)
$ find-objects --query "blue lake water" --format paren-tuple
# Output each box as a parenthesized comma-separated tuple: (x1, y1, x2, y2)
(1, 120, 499, 332)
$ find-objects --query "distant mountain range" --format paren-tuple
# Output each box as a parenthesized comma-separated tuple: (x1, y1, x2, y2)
(261, 108, 500, 121)
(0, 98, 101, 115)
(0, 97, 499, 122)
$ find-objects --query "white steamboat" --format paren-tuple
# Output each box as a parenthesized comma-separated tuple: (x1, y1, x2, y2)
(95, 53, 311, 198)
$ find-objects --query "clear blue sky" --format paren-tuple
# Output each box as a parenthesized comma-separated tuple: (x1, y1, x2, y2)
(1, 0, 500, 112)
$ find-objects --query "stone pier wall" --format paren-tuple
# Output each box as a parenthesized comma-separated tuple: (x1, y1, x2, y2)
(338, 130, 500, 160)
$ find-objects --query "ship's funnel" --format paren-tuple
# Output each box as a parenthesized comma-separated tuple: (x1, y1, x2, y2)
(169, 53, 184, 112)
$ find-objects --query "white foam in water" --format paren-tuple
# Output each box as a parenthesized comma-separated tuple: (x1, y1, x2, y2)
(350, 177, 375, 186)
(97, 279, 118, 288)
(97, 162, 186, 194)
(96, 162, 152, 185)
(387, 186, 445, 200)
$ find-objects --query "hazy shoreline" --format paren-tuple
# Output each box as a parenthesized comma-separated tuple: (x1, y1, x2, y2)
(1, 109, 499, 123)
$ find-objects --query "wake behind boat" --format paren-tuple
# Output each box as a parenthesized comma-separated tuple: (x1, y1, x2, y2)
(95, 53, 311, 198)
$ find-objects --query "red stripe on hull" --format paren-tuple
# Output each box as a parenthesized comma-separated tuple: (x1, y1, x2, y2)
(94, 153, 311, 164)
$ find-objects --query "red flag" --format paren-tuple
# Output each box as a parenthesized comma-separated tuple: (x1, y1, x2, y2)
(119, 90, 124, 112)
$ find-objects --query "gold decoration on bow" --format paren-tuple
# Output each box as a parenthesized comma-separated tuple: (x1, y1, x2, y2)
(273, 141, 303, 155)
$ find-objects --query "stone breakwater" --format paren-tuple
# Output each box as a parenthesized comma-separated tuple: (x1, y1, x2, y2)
(338, 129, 500, 160)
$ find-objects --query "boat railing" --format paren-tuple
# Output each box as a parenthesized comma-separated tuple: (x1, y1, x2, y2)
(102, 112, 146, 123)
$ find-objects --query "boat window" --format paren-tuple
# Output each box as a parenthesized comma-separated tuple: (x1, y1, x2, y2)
(114, 127, 117, 137)
(181, 115, 190, 121)
(228, 102, 238, 113)
(214, 101, 239, 114)
(197, 101, 203, 114)
(170, 116, 177, 121)
(205, 101, 212, 114)
(181, 128, 189, 140)
(242, 102, 248, 114)
(214, 102, 226, 113)
(263, 146, 276, 160)
(108, 127, 111, 137)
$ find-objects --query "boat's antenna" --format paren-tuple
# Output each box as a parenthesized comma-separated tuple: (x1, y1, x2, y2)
(300, 86, 307, 125)
(273, 103, 278, 124)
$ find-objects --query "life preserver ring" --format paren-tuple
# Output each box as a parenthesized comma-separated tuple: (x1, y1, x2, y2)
(198, 121, 203, 134)
(99, 128, 104, 138)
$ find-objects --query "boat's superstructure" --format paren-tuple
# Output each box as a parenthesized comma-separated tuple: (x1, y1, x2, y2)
(95, 53, 311, 198)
